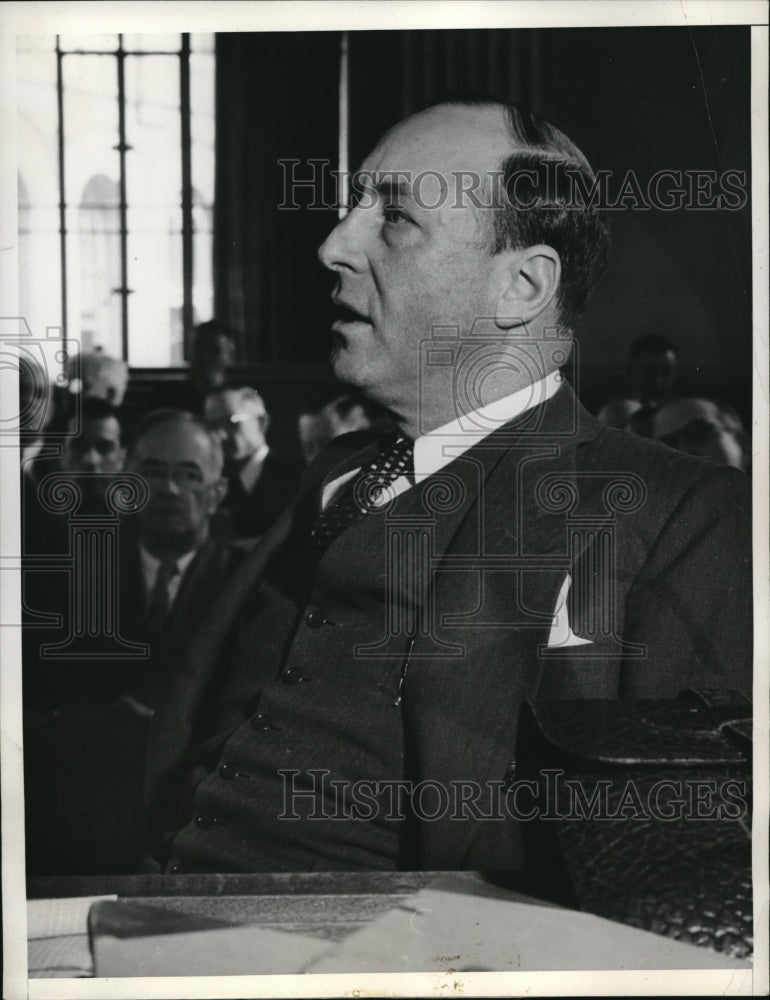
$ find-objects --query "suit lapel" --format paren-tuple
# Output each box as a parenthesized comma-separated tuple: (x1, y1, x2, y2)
(404, 384, 604, 866)
(163, 539, 217, 640)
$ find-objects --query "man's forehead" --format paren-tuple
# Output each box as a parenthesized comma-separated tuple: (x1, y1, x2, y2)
(137, 423, 210, 459)
(361, 104, 513, 183)
(210, 391, 264, 416)
(81, 416, 121, 437)
(71, 415, 120, 437)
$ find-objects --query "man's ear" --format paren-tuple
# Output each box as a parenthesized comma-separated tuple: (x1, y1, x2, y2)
(493, 244, 561, 329)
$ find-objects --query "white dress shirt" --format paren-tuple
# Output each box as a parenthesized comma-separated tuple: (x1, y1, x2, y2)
(139, 545, 198, 614)
(322, 371, 563, 510)
(319, 372, 588, 647)
(237, 443, 270, 495)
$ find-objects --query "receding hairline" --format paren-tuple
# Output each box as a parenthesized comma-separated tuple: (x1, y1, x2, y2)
(205, 386, 266, 414)
(131, 412, 224, 475)
(400, 100, 593, 177)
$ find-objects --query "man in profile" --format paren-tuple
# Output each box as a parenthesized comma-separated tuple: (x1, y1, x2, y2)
(147, 101, 751, 875)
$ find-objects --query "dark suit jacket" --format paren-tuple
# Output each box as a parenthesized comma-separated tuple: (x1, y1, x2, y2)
(23, 532, 246, 875)
(214, 450, 304, 540)
(146, 384, 751, 870)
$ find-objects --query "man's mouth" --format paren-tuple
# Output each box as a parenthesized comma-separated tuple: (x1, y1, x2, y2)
(150, 502, 186, 517)
(331, 301, 371, 332)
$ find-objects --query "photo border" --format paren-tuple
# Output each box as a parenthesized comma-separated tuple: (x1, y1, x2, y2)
(1, 2, 767, 997)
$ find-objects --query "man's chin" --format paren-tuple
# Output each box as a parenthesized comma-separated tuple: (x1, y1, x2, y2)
(329, 344, 364, 388)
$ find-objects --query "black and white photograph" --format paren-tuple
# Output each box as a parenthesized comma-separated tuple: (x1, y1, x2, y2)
(1, 1, 768, 996)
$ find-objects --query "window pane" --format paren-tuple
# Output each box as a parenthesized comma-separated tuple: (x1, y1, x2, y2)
(61, 54, 123, 357)
(122, 33, 182, 53)
(124, 55, 183, 366)
(17, 37, 63, 350)
(190, 33, 214, 55)
(190, 42, 215, 325)
(190, 47, 215, 206)
(58, 34, 118, 53)
(192, 204, 213, 326)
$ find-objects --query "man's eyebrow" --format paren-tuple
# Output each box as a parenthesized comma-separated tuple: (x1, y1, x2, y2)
(373, 178, 411, 203)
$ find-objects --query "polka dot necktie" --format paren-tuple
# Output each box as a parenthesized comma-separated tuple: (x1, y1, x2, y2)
(311, 436, 415, 556)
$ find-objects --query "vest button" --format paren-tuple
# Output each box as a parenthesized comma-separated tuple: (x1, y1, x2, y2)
(219, 760, 239, 780)
(250, 712, 273, 730)
(195, 813, 215, 830)
(282, 667, 304, 685)
(306, 609, 327, 628)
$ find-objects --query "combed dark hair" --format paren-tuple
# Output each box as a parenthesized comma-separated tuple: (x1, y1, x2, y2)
(443, 100, 611, 332)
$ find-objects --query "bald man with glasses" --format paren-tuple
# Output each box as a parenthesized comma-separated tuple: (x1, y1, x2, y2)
(205, 386, 303, 539)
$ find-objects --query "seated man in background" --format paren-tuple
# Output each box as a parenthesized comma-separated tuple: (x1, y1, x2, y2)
(24, 409, 245, 875)
(149, 320, 237, 415)
(652, 398, 749, 472)
(205, 386, 303, 539)
(21, 397, 127, 634)
(60, 396, 126, 513)
(123, 409, 246, 703)
(597, 333, 679, 434)
(297, 387, 390, 463)
(60, 347, 129, 407)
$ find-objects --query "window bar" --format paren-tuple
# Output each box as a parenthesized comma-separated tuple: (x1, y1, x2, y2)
(55, 38, 67, 343)
(115, 35, 131, 360)
(180, 34, 194, 357)
(338, 30, 350, 220)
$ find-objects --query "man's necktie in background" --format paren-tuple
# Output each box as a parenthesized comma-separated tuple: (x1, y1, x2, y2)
(146, 559, 179, 634)
(311, 436, 414, 556)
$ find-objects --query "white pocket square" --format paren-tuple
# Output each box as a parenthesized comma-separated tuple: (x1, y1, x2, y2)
(547, 574, 592, 648)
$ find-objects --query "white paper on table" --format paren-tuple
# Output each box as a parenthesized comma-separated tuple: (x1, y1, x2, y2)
(28, 934, 93, 978)
(304, 872, 751, 973)
(92, 923, 336, 977)
(27, 895, 118, 939)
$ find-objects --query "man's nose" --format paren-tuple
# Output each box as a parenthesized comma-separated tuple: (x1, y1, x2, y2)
(81, 447, 101, 471)
(317, 211, 364, 273)
(156, 471, 181, 495)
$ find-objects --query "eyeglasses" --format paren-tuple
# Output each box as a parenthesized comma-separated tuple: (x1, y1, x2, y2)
(208, 410, 264, 431)
(139, 462, 207, 490)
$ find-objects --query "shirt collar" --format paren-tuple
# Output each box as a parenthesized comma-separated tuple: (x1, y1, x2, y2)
(413, 371, 562, 483)
(139, 544, 198, 584)
(238, 444, 270, 494)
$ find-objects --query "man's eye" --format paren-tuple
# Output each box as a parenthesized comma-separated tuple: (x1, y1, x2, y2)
(383, 206, 408, 225)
